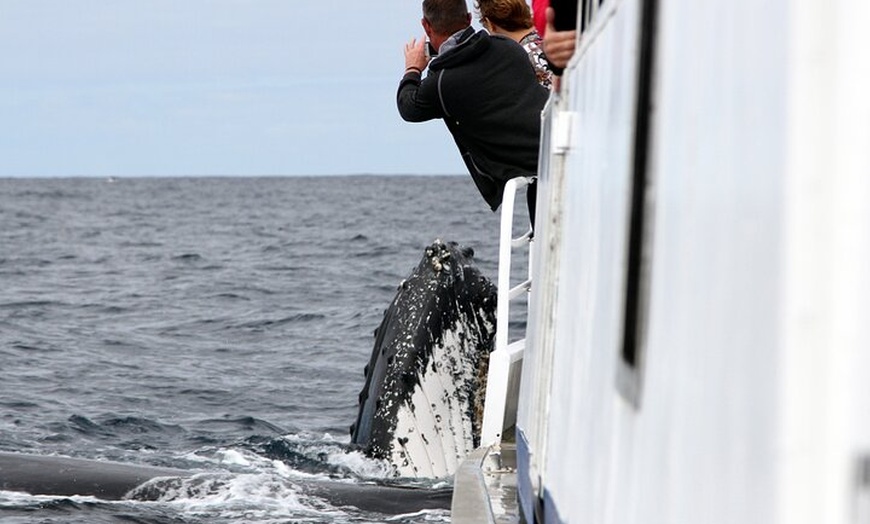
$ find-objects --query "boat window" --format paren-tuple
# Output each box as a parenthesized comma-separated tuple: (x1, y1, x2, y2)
(587, 0, 597, 30)
(578, 0, 602, 34)
(617, 0, 659, 408)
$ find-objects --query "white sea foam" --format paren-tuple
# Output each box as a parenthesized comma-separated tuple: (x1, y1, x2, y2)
(156, 473, 334, 523)
(324, 448, 391, 478)
(216, 449, 251, 466)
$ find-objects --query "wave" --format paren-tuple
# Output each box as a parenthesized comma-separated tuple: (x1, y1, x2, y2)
(195, 416, 286, 435)
(233, 314, 326, 330)
(66, 415, 185, 440)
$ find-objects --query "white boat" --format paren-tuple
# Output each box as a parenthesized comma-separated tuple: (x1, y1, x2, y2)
(454, 0, 870, 522)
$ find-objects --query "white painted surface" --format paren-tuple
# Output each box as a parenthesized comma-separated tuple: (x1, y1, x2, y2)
(482, 177, 533, 447)
(780, 0, 870, 522)
(515, 0, 870, 522)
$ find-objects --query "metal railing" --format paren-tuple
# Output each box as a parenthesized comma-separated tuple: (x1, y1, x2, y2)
(480, 176, 534, 447)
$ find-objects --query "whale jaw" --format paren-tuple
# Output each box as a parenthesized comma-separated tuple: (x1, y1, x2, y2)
(351, 240, 497, 478)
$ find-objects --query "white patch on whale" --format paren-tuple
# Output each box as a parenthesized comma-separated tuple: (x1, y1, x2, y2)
(389, 310, 494, 478)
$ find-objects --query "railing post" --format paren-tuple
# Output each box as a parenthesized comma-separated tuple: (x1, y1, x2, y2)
(480, 177, 534, 447)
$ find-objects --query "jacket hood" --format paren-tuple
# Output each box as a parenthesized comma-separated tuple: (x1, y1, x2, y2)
(429, 28, 490, 72)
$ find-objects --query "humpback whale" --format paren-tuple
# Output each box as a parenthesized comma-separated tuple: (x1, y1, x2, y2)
(0, 451, 452, 513)
(351, 240, 498, 478)
(0, 451, 186, 500)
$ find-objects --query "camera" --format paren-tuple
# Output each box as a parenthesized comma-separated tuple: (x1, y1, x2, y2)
(426, 41, 438, 58)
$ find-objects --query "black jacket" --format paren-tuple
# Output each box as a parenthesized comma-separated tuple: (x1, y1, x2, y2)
(397, 28, 549, 210)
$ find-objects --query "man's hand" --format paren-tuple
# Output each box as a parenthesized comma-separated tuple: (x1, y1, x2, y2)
(404, 37, 430, 73)
(543, 7, 577, 70)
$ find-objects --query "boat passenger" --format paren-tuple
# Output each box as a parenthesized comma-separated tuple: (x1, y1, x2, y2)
(532, 0, 549, 37)
(542, 0, 578, 77)
(397, 0, 548, 220)
(476, 0, 553, 89)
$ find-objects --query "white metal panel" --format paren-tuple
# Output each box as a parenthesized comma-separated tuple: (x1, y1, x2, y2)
(541, 0, 642, 520)
(779, 0, 870, 522)
(515, 0, 870, 521)
(516, 96, 566, 517)
(535, 0, 811, 522)
(626, 0, 789, 519)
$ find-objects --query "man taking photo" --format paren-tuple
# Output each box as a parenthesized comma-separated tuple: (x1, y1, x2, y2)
(397, 0, 549, 216)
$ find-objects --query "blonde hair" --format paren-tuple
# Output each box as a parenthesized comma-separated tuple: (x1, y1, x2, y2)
(475, 0, 533, 32)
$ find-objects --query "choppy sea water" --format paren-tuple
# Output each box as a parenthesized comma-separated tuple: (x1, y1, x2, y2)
(0, 176, 530, 523)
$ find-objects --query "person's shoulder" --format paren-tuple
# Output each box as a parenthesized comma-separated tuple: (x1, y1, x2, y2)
(488, 33, 531, 58)
(464, 28, 493, 48)
(488, 33, 526, 49)
(519, 30, 542, 47)
(488, 33, 515, 45)
(431, 29, 491, 70)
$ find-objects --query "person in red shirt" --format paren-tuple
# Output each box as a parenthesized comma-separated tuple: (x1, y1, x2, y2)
(532, 0, 549, 36)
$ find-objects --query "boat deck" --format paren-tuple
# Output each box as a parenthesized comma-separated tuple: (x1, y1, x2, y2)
(451, 442, 520, 524)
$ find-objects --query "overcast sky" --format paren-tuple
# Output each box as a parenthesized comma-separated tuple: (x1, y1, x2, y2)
(0, 1, 477, 177)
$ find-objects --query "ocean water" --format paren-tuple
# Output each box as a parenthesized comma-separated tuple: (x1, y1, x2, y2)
(0, 176, 530, 523)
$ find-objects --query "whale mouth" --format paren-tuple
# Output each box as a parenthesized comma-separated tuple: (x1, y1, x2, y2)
(350, 240, 497, 478)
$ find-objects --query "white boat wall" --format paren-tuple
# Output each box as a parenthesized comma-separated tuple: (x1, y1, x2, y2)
(508, 0, 870, 523)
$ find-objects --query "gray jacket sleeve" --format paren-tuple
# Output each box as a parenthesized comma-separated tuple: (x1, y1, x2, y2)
(396, 70, 445, 123)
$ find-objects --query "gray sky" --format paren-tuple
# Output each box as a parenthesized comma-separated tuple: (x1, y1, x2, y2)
(0, 1, 474, 177)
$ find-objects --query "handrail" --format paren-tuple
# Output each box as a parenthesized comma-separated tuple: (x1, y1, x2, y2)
(480, 176, 534, 447)
(495, 177, 533, 352)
